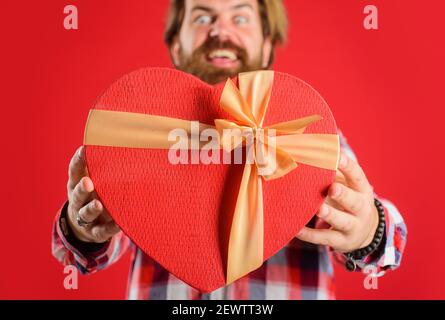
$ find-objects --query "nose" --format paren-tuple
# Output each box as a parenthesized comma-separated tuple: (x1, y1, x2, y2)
(208, 18, 233, 42)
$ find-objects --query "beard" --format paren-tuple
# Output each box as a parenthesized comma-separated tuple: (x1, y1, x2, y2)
(176, 37, 265, 85)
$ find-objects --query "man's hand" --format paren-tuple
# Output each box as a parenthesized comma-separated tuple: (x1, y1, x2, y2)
(66, 146, 120, 243)
(296, 153, 379, 253)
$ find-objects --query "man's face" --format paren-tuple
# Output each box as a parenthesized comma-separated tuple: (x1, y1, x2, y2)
(170, 0, 272, 84)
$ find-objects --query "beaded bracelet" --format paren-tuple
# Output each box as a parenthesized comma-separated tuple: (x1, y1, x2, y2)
(345, 198, 386, 271)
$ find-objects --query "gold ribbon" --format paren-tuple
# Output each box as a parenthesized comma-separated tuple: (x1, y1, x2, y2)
(84, 70, 340, 285)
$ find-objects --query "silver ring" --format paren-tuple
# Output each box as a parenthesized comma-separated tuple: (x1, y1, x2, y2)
(76, 212, 92, 228)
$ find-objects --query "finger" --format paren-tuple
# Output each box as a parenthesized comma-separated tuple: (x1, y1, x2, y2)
(70, 177, 95, 211)
(329, 183, 366, 215)
(315, 217, 331, 230)
(68, 146, 87, 191)
(317, 203, 357, 232)
(296, 227, 346, 249)
(337, 153, 372, 193)
(324, 196, 345, 212)
(90, 221, 121, 242)
(78, 199, 103, 225)
(334, 170, 347, 185)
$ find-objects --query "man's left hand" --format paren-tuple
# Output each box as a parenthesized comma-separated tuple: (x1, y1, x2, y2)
(296, 153, 379, 253)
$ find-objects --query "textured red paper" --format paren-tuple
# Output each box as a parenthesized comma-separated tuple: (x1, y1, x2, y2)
(85, 67, 337, 292)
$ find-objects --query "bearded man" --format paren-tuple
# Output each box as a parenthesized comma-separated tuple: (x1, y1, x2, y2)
(52, 0, 406, 300)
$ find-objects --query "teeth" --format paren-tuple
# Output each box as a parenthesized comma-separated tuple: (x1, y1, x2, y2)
(209, 49, 237, 61)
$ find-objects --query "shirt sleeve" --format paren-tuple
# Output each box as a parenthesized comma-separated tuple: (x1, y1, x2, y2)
(51, 201, 132, 274)
(332, 131, 407, 276)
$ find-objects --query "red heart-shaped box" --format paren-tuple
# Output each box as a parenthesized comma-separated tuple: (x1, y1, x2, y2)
(85, 67, 337, 292)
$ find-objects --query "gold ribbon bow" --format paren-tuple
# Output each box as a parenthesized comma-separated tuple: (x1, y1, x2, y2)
(84, 70, 340, 286)
(215, 71, 339, 284)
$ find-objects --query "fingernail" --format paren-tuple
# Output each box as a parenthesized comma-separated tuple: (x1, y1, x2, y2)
(331, 184, 341, 198)
(339, 154, 348, 169)
(77, 146, 84, 159)
(93, 200, 102, 211)
(318, 204, 329, 218)
(82, 177, 94, 192)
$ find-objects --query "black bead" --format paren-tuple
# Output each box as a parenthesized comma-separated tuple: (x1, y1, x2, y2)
(346, 259, 356, 272)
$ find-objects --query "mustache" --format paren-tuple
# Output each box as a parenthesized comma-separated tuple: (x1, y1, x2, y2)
(193, 38, 248, 63)
(176, 37, 263, 85)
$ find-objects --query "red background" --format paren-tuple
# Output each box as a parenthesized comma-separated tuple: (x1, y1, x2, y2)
(1, 0, 444, 299)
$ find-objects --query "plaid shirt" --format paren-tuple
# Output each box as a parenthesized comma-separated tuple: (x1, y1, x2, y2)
(52, 132, 407, 300)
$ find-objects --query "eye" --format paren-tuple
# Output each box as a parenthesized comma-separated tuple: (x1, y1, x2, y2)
(233, 15, 248, 25)
(194, 15, 212, 25)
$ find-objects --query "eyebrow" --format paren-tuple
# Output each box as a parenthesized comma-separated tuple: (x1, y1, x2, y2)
(191, 5, 214, 13)
(191, 3, 254, 14)
(231, 3, 254, 11)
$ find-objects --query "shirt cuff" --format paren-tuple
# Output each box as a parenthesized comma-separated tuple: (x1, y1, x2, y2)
(57, 201, 111, 256)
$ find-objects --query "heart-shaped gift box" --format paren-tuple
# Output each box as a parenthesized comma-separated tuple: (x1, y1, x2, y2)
(84, 67, 339, 292)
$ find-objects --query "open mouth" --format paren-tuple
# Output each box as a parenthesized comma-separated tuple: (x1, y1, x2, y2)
(206, 49, 240, 68)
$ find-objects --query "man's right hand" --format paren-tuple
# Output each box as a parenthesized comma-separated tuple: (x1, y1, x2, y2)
(66, 146, 120, 243)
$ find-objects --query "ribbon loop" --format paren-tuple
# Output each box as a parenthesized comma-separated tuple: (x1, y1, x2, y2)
(216, 71, 339, 283)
